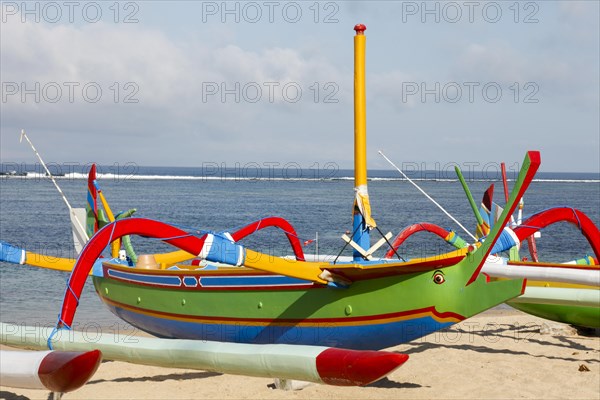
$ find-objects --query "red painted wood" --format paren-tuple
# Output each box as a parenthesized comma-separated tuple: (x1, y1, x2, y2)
(231, 217, 305, 261)
(60, 218, 208, 328)
(514, 207, 600, 260)
(384, 223, 451, 259)
(38, 350, 102, 392)
(316, 348, 408, 386)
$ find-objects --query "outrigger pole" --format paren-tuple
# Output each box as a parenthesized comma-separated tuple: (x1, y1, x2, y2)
(352, 24, 376, 261)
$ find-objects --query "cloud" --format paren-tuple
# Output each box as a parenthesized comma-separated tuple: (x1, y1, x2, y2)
(1, 18, 348, 164)
(1, 3, 598, 172)
(451, 39, 598, 110)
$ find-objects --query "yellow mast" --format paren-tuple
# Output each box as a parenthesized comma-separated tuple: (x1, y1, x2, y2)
(354, 24, 367, 188)
(352, 24, 376, 259)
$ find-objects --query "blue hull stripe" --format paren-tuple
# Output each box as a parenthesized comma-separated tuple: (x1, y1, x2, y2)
(105, 267, 312, 289)
(107, 269, 182, 286)
(106, 304, 453, 350)
(199, 275, 311, 287)
(183, 276, 198, 287)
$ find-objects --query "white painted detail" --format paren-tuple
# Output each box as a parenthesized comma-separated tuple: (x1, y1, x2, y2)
(504, 227, 521, 249)
(222, 232, 235, 242)
(198, 234, 214, 259)
(236, 245, 244, 267)
(341, 234, 371, 259)
(71, 208, 88, 255)
(0, 349, 49, 390)
(482, 263, 600, 287)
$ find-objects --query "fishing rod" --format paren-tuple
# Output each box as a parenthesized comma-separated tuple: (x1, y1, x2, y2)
(378, 150, 478, 242)
(19, 129, 89, 242)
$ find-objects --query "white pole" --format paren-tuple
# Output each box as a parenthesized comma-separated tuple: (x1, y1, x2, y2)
(482, 262, 600, 287)
(378, 150, 477, 242)
(20, 130, 89, 241)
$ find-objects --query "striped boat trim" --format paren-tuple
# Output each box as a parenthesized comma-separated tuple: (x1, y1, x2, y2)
(104, 266, 315, 290)
(99, 296, 464, 327)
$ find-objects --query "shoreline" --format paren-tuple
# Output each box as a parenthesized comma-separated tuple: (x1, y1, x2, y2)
(1, 310, 599, 400)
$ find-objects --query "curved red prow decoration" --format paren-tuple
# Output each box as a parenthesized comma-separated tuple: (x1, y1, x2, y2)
(514, 207, 600, 260)
(60, 216, 305, 328)
(384, 223, 450, 258)
(60, 218, 209, 329)
(232, 216, 305, 261)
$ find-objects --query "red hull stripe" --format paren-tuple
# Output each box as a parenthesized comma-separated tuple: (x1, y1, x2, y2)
(98, 296, 464, 327)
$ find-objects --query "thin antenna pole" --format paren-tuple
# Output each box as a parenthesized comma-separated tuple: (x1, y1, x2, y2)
(378, 150, 477, 242)
(20, 130, 89, 241)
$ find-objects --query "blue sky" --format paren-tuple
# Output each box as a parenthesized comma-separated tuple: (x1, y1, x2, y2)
(1, 1, 598, 172)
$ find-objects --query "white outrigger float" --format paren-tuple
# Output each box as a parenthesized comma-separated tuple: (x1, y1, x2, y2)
(0, 349, 102, 398)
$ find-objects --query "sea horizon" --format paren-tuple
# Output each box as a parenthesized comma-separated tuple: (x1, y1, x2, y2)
(2, 162, 599, 183)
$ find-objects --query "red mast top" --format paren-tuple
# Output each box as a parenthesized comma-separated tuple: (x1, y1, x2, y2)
(354, 24, 366, 35)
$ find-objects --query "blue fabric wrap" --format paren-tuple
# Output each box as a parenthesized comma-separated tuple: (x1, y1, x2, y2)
(206, 235, 245, 266)
(0, 241, 25, 264)
(490, 228, 517, 254)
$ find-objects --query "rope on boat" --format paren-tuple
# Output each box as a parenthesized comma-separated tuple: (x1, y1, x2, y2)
(332, 221, 364, 264)
(378, 150, 478, 242)
(570, 207, 584, 232)
(374, 224, 405, 261)
(49, 276, 79, 350)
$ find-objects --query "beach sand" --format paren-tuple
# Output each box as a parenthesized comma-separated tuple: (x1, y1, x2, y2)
(1, 310, 599, 400)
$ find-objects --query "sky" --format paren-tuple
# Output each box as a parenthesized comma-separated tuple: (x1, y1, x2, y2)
(1, 1, 599, 173)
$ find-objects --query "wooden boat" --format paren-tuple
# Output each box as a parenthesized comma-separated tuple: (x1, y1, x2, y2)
(0, 26, 550, 377)
(47, 26, 543, 352)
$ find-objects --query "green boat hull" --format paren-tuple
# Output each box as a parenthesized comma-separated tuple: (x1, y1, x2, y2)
(92, 262, 525, 350)
(508, 302, 600, 329)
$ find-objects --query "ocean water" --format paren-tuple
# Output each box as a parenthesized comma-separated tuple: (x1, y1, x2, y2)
(1, 166, 599, 331)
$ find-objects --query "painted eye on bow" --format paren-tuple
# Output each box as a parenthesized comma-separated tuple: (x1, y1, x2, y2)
(433, 272, 445, 285)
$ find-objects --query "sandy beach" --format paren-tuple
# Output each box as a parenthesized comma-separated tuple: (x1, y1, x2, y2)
(1, 310, 598, 400)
